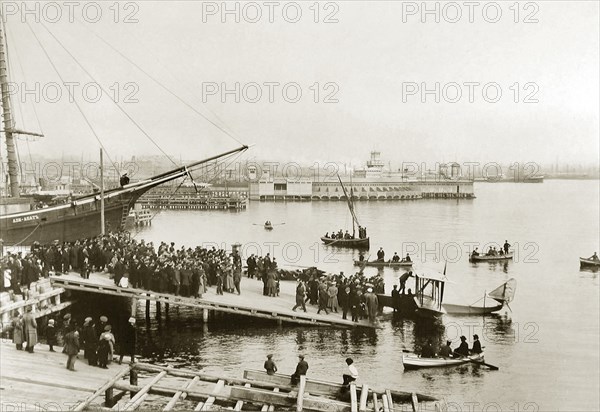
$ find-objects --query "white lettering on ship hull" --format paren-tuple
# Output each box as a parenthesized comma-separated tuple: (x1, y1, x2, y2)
(12, 215, 40, 224)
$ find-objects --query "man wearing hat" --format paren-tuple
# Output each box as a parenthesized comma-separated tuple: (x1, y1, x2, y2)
(454, 336, 470, 357)
(264, 354, 278, 375)
(291, 355, 309, 386)
(439, 340, 453, 358)
(63, 328, 80, 371)
(471, 334, 482, 354)
(364, 287, 379, 323)
(97, 325, 115, 369)
(23, 306, 37, 353)
(82, 317, 98, 366)
(119, 317, 137, 365)
(46, 319, 57, 352)
(342, 357, 359, 385)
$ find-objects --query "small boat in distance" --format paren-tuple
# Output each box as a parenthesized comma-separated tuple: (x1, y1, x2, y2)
(353, 260, 413, 268)
(580, 256, 600, 268)
(321, 175, 370, 250)
(402, 352, 485, 370)
(470, 252, 513, 262)
(443, 278, 517, 315)
(264, 221, 273, 230)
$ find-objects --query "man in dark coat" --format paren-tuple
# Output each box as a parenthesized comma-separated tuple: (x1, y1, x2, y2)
(454, 336, 470, 357)
(82, 317, 98, 366)
(338, 286, 350, 320)
(119, 317, 137, 364)
(391, 285, 400, 312)
(292, 280, 307, 312)
(291, 355, 308, 385)
(471, 334, 482, 354)
(64, 329, 80, 371)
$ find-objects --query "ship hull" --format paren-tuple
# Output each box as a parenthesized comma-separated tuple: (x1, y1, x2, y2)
(0, 195, 131, 246)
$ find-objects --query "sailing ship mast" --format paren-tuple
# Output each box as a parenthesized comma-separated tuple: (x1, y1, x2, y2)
(0, 16, 18, 198)
(337, 174, 360, 238)
(0, 15, 44, 198)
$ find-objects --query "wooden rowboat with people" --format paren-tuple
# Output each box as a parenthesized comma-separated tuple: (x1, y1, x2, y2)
(321, 175, 370, 250)
(321, 236, 370, 249)
(402, 352, 485, 370)
(353, 259, 413, 268)
(470, 252, 513, 262)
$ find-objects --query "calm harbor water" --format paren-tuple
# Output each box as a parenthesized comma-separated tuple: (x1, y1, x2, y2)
(112, 180, 598, 411)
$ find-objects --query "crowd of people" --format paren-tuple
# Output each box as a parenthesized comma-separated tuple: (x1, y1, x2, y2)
(420, 334, 483, 359)
(324, 226, 368, 240)
(10, 309, 136, 372)
(291, 270, 383, 323)
(471, 240, 512, 257)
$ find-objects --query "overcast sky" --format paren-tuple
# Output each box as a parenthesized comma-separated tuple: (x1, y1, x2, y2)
(3, 1, 599, 168)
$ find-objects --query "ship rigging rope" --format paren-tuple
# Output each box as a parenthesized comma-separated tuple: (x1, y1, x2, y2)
(129, 149, 246, 239)
(37, 21, 178, 168)
(24, 21, 121, 175)
(75, 18, 245, 147)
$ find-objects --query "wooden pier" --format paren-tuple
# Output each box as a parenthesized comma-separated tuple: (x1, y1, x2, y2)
(50, 272, 378, 329)
(0, 341, 129, 411)
(76, 362, 437, 411)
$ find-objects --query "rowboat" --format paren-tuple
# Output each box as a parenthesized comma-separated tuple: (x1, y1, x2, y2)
(580, 257, 600, 268)
(470, 253, 513, 262)
(402, 352, 485, 370)
(321, 236, 370, 249)
(442, 278, 517, 315)
(264, 223, 273, 230)
(353, 260, 412, 267)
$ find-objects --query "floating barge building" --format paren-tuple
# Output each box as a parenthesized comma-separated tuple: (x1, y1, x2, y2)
(250, 152, 475, 201)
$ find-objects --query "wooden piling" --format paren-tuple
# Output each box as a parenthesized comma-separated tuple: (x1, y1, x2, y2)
(386, 390, 394, 412)
(296, 375, 306, 412)
(411, 392, 419, 412)
(350, 383, 358, 412)
(203, 308, 209, 322)
(359, 384, 369, 411)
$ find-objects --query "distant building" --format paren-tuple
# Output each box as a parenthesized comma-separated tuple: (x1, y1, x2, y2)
(249, 152, 475, 201)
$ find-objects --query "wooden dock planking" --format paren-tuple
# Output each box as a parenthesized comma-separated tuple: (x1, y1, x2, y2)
(164, 375, 200, 411)
(0, 341, 128, 411)
(243, 370, 437, 403)
(199, 379, 225, 411)
(234, 382, 252, 411)
(50, 272, 378, 329)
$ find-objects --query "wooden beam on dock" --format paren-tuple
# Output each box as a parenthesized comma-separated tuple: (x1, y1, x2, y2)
(198, 379, 225, 411)
(73, 366, 133, 411)
(164, 376, 200, 411)
(243, 370, 437, 403)
(386, 390, 394, 412)
(372, 393, 379, 412)
(411, 392, 419, 412)
(260, 387, 279, 412)
(118, 370, 167, 411)
(382, 393, 390, 412)
(234, 383, 251, 411)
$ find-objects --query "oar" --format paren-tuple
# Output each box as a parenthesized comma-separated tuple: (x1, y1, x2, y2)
(452, 352, 499, 370)
(272, 222, 286, 226)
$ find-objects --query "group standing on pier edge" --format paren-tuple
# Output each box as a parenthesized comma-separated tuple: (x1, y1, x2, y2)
(9, 307, 136, 372)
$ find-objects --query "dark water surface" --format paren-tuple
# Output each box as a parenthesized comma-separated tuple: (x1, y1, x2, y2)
(107, 180, 598, 411)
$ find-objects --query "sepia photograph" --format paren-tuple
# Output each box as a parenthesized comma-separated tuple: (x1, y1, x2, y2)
(0, 1, 598, 411)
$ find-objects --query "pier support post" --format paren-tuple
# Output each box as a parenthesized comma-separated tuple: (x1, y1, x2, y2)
(277, 318, 282, 326)
(105, 388, 114, 407)
(130, 368, 139, 398)
(146, 299, 150, 317)
(202, 308, 209, 322)
(130, 298, 138, 317)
